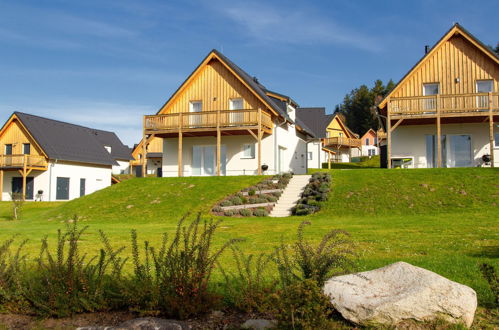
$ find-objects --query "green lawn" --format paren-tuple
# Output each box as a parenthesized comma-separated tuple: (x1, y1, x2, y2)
(322, 155, 381, 169)
(0, 168, 498, 311)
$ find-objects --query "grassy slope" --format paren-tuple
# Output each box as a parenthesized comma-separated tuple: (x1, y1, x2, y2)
(321, 155, 380, 169)
(0, 169, 498, 308)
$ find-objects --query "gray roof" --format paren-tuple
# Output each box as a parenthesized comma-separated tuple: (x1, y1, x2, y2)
(14, 112, 132, 166)
(296, 108, 333, 138)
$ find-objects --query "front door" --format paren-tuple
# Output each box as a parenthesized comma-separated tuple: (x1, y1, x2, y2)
(12, 177, 34, 200)
(278, 146, 286, 173)
(192, 145, 226, 176)
(448, 135, 472, 167)
(56, 177, 70, 200)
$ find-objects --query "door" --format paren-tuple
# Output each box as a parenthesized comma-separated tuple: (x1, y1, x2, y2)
(425, 135, 447, 168)
(229, 98, 244, 125)
(157, 168, 162, 177)
(423, 83, 439, 111)
(189, 101, 202, 127)
(80, 178, 86, 197)
(476, 80, 493, 109)
(56, 177, 70, 200)
(12, 177, 34, 200)
(192, 145, 226, 176)
(448, 135, 472, 167)
(278, 146, 286, 173)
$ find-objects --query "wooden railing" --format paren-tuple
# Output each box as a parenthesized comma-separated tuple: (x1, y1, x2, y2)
(144, 109, 273, 132)
(0, 154, 48, 169)
(323, 137, 361, 148)
(388, 92, 499, 116)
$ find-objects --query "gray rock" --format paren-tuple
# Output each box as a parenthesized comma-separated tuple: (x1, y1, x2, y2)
(323, 262, 477, 327)
(77, 318, 190, 330)
(241, 319, 277, 329)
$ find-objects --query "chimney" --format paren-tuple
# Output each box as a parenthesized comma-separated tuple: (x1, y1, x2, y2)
(424, 45, 430, 54)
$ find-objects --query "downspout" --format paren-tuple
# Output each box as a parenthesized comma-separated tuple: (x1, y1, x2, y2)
(274, 116, 287, 174)
(48, 159, 57, 201)
(318, 140, 321, 168)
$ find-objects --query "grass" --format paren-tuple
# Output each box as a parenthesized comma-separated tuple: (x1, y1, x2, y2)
(0, 168, 498, 318)
(322, 155, 380, 169)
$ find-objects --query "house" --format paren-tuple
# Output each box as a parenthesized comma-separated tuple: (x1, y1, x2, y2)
(131, 137, 163, 177)
(360, 129, 379, 157)
(141, 49, 316, 177)
(378, 23, 498, 168)
(295, 107, 334, 168)
(322, 115, 361, 162)
(0, 112, 132, 201)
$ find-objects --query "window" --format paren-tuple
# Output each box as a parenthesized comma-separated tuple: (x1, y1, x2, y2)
(104, 146, 112, 153)
(5, 144, 12, 155)
(189, 101, 202, 112)
(241, 143, 255, 159)
(365, 138, 370, 145)
(374, 137, 378, 145)
(476, 80, 493, 109)
(423, 83, 439, 96)
(80, 178, 86, 197)
(308, 152, 313, 160)
(494, 133, 499, 148)
(229, 98, 244, 110)
(189, 101, 202, 126)
(23, 143, 30, 155)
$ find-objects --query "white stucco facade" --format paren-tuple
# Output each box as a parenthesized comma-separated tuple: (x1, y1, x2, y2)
(161, 115, 309, 177)
(1, 160, 112, 201)
(391, 122, 498, 168)
(307, 140, 327, 169)
(361, 145, 379, 157)
(112, 160, 131, 175)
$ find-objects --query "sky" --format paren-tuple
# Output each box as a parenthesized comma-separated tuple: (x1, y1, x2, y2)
(0, 0, 498, 146)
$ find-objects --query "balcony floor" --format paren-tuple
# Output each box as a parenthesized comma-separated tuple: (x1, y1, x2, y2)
(148, 126, 272, 138)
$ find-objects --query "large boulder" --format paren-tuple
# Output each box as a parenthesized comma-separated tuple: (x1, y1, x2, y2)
(323, 262, 477, 327)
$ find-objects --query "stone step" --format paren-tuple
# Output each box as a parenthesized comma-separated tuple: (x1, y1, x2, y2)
(269, 174, 311, 218)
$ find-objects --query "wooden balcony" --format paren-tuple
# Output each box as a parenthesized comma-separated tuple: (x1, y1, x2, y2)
(388, 92, 499, 119)
(144, 109, 273, 136)
(323, 137, 361, 148)
(0, 154, 48, 170)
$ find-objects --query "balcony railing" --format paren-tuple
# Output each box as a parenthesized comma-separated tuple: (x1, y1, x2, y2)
(323, 137, 361, 148)
(144, 109, 273, 133)
(388, 92, 499, 117)
(0, 154, 48, 169)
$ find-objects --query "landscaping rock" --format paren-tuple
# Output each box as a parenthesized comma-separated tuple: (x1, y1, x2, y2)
(241, 319, 277, 329)
(323, 261, 477, 327)
(78, 317, 190, 330)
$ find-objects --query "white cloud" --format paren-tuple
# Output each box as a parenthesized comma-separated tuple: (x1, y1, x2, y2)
(218, 2, 381, 52)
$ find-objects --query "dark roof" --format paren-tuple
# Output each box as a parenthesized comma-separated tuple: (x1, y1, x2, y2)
(296, 108, 333, 138)
(13, 112, 132, 166)
(91, 129, 134, 161)
(147, 152, 162, 158)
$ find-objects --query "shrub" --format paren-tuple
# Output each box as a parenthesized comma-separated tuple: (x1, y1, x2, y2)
(270, 278, 336, 330)
(253, 209, 269, 217)
(266, 196, 278, 203)
(224, 210, 235, 216)
(0, 238, 27, 313)
(293, 172, 331, 216)
(230, 196, 243, 205)
(254, 197, 268, 204)
(220, 200, 233, 207)
(212, 206, 222, 213)
(272, 191, 282, 198)
(248, 189, 256, 196)
(239, 209, 252, 217)
(241, 196, 248, 204)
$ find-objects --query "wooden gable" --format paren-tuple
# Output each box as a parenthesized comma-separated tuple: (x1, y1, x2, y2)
(157, 53, 272, 115)
(0, 114, 45, 157)
(132, 137, 163, 160)
(379, 24, 499, 108)
(326, 116, 355, 139)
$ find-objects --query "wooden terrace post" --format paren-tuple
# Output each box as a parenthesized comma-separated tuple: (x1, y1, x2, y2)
(257, 108, 262, 175)
(387, 98, 392, 169)
(436, 94, 442, 168)
(489, 92, 495, 168)
(328, 151, 331, 169)
(177, 112, 184, 177)
(22, 154, 27, 201)
(216, 109, 221, 176)
(142, 116, 147, 177)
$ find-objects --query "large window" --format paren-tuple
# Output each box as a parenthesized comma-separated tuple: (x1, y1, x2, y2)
(425, 135, 447, 168)
(476, 80, 493, 109)
(5, 144, 12, 155)
(495, 133, 499, 148)
(307, 152, 313, 160)
(365, 138, 370, 145)
(189, 101, 202, 126)
(229, 98, 243, 110)
(23, 143, 30, 155)
(241, 143, 255, 159)
(423, 83, 439, 111)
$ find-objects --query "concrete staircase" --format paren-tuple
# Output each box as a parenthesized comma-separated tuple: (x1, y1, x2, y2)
(270, 175, 311, 217)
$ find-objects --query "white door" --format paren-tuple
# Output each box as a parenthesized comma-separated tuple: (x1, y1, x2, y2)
(278, 146, 286, 173)
(189, 101, 202, 127)
(229, 98, 244, 125)
(192, 145, 226, 176)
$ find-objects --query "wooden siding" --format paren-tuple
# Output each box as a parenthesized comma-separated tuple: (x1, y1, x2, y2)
(0, 119, 43, 156)
(391, 35, 498, 98)
(158, 59, 269, 115)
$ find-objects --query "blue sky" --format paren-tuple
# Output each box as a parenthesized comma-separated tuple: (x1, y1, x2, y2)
(1, 0, 497, 146)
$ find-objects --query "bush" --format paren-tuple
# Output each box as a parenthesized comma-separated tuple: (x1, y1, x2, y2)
(0, 238, 26, 313)
(266, 196, 278, 203)
(272, 191, 282, 198)
(212, 206, 222, 213)
(230, 196, 243, 205)
(248, 189, 256, 196)
(239, 209, 252, 217)
(224, 210, 235, 217)
(220, 200, 233, 207)
(270, 279, 336, 330)
(253, 209, 269, 217)
(293, 172, 331, 216)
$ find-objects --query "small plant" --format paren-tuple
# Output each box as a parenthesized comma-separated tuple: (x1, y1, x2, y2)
(212, 206, 222, 213)
(220, 200, 233, 207)
(253, 209, 269, 217)
(230, 196, 243, 205)
(248, 189, 256, 196)
(266, 196, 278, 203)
(239, 209, 252, 217)
(10, 193, 24, 220)
(293, 172, 331, 216)
(224, 210, 235, 216)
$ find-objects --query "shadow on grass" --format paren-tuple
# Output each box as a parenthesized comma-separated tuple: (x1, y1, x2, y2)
(468, 246, 499, 259)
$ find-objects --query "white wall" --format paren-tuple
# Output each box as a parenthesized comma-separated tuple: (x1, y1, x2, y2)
(307, 140, 327, 169)
(361, 145, 379, 157)
(112, 160, 131, 175)
(161, 116, 309, 176)
(392, 122, 498, 168)
(1, 160, 112, 201)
